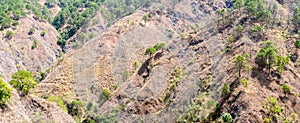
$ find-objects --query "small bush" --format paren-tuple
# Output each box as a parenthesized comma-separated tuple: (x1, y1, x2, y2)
(145, 47, 156, 57)
(5, 30, 14, 39)
(240, 78, 248, 87)
(295, 40, 300, 49)
(68, 100, 85, 118)
(102, 88, 111, 100)
(40, 30, 46, 37)
(222, 83, 230, 96)
(9, 70, 37, 95)
(29, 28, 35, 35)
(221, 113, 232, 123)
(0, 79, 12, 105)
(264, 117, 271, 123)
(227, 35, 235, 43)
(47, 95, 67, 112)
(31, 39, 38, 49)
(281, 84, 292, 94)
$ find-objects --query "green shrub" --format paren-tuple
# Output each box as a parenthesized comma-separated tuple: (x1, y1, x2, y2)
(102, 88, 111, 100)
(240, 78, 248, 87)
(227, 35, 235, 43)
(222, 83, 230, 96)
(154, 42, 166, 51)
(68, 100, 86, 120)
(47, 95, 67, 112)
(145, 47, 156, 57)
(9, 70, 37, 95)
(281, 84, 292, 94)
(29, 28, 35, 35)
(251, 25, 264, 33)
(221, 113, 232, 123)
(295, 40, 300, 49)
(5, 30, 14, 39)
(0, 78, 12, 105)
(40, 30, 46, 37)
(31, 39, 38, 49)
(264, 117, 271, 123)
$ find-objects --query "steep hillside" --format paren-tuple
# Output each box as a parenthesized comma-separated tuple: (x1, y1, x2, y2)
(2, 0, 300, 123)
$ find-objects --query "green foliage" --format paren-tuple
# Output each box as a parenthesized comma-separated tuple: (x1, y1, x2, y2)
(227, 35, 234, 43)
(251, 25, 264, 33)
(29, 28, 35, 35)
(293, 7, 300, 26)
(9, 70, 37, 95)
(94, 113, 118, 123)
(169, 67, 182, 91)
(133, 62, 139, 70)
(240, 78, 249, 87)
(0, 78, 12, 105)
(47, 95, 67, 112)
(45, 0, 56, 8)
(222, 83, 230, 97)
(145, 47, 156, 57)
(40, 30, 46, 37)
(233, 0, 244, 9)
(236, 25, 244, 35)
(68, 100, 86, 118)
(234, 54, 251, 78)
(142, 13, 153, 24)
(264, 117, 271, 123)
(264, 96, 282, 116)
(102, 88, 111, 100)
(53, 0, 154, 49)
(221, 113, 232, 123)
(225, 45, 231, 53)
(255, 40, 289, 74)
(276, 55, 289, 72)
(245, 0, 272, 23)
(31, 39, 38, 50)
(295, 40, 300, 49)
(281, 84, 292, 94)
(0, 0, 51, 30)
(153, 42, 166, 51)
(5, 30, 14, 39)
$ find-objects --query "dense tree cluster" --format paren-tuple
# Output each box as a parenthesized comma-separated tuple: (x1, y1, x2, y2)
(0, 0, 51, 30)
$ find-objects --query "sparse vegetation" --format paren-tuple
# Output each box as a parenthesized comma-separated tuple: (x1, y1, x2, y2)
(31, 39, 38, 50)
(240, 78, 249, 87)
(5, 30, 14, 39)
(28, 28, 35, 35)
(102, 88, 111, 100)
(68, 100, 86, 121)
(222, 83, 230, 97)
(40, 30, 46, 37)
(295, 40, 300, 49)
(47, 95, 67, 112)
(281, 84, 292, 94)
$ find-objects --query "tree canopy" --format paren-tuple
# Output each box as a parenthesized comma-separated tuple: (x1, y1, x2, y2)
(9, 70, 37, 95)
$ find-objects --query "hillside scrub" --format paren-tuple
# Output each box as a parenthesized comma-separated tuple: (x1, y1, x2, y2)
(0, 79, 12, 105)
(9, 70, 37, 95)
